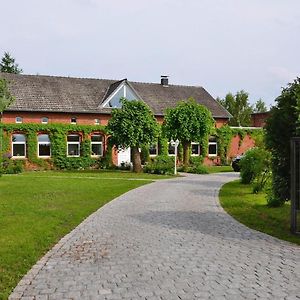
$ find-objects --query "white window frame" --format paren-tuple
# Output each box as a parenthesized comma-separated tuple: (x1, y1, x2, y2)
(91, 134, 103, 157)
(15, 116, 23, 124)
(208, 137, 218, 157)
(67, 134, 80, 157)
(191, 142, 200, 156)
(12, 134, 26, 158)
(102, 82, 141, 108)
(38, 134, 51, 158)
(94, 118, 100, 125)
(41, 117, 49, 124)
(149, 143, 158, 156)
(71, 117, 77, 125)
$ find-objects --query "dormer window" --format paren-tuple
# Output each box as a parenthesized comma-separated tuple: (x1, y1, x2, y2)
(103, 82, 140, 108)
(15, 116, 23, 124)
(41, 117, 49, 124)
(71, 117, 77, 124)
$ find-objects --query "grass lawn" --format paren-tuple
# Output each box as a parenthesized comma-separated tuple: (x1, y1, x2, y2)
(206, 165, 233, 173)
(0, 170, 171, 299)
(219, 180, 300, 246)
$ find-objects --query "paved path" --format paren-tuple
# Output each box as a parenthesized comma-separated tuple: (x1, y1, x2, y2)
(10, 173, 300, 300)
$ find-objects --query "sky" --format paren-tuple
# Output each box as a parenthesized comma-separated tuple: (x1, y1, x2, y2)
(1, 0, 300, 107)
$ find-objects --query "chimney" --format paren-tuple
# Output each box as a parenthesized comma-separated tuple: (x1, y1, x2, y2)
(161, 75, 169, 87)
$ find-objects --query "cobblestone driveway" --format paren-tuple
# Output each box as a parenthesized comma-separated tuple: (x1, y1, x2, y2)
(10, 173, 300, 300)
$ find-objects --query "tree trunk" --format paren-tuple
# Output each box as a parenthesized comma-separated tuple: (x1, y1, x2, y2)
(183, 141, 190, 167)
(132, 146, 142, 173)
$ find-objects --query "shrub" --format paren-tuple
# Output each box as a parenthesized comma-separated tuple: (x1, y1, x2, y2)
(239, 147, 271, 192)
(186, 164, 208, 174)
(1, 159, 24, 174)
(143, 155, 174, 175)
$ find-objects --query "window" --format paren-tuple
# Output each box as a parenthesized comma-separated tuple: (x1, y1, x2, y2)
(12, 134, 26, 158)
(94, 118, 100, 125)
(67, 134, 80, 156)
(191, 142, 200, 156)
(168, 142, 175, 155)
(71, 117, 77, 124)
(15, 117, 23, 124)
(41, 117, 49, 124)
(103, 83, 139, 108)
(38, 134, 51, 157)
(91, 134, 103, 157)
(208, 136, 217, 156)
(149, 144, 158, 156)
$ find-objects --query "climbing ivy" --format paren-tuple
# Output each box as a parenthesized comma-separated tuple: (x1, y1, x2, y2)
(216, 125, 264, 164)
(0, 123, 107, 170)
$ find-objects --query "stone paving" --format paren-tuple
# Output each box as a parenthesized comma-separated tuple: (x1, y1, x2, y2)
(9, 173, 300, 300)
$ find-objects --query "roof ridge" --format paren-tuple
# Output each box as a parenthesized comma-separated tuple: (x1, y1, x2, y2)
(128, 79, 204, 89)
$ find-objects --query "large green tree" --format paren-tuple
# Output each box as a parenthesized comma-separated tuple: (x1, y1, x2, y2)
(0, 78, 15, 174)
(0, 52, 23, 74)
(254, 98, 268, 113)
(218, 90, 253, 126)
(163, 98, 214, 166)
(107, 98, 159, 173)
(265, 78, 300, 206)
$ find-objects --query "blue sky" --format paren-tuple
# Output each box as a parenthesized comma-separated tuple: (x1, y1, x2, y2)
(1, 0, 300, 106)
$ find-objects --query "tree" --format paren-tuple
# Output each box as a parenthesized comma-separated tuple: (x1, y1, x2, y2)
(265, 78, 300, 206)
(0, 78, 15, 174)
(163, 98, 214, 167)
(218, 90, 253, 126)
(0, 52, 23, 74)
(254, 98, 268, 113)
(107, 98, 159, 173)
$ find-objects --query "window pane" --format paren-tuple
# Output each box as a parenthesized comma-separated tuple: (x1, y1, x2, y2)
(125, 87, 137, 100)
(168, 143, 175, 155)
(39, 144, 51, 156)
(12, 134, 26, 142)
(13, 144, 25, 156)
(209, 143, 217, 155)
(67, 135, 80, 142)
(91, 135, 102, 142)
(68, 144, 80, 156)
(15, 117, 23, 123)
(108, 87, 125, 108)
(149, 144, 157, 155)
(92, 144, 103, 156)
(71, 117, 77, 124)
(38, 134, 50, 143)
(41, 117, 48, 124)
(191, 144, 200, 155)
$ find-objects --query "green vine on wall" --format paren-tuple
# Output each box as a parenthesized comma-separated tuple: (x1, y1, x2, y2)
(216, 125, 264, 165)
(0, 123, 107, 170)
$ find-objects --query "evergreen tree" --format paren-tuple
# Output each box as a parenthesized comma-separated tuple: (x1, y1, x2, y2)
(0, 52, 23, 74)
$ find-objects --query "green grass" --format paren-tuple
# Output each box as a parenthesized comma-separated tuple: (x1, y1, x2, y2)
(0, 170, 171, 299)
(206, 165, 233, 173)
(219, 180, 300, 246)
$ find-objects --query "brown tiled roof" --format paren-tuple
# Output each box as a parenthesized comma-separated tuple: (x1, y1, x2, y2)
(0, 73, 231, 118)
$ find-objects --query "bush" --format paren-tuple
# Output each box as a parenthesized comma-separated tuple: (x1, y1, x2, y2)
(239, 147, 271, 192)
(1, 159, 24, 174)
(186, 164, 208, 174)
(143, 155, 174, 175)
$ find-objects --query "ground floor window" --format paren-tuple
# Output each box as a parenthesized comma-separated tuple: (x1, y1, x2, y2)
(12, 134, 26, 158)
(38, 134, 51, 157)
(191, 142, 200, 156)
(91, 134, 103, 157)
(67, 134, 80, 157)
(149, 143, 158, 156)
(208, 136, 217, 156)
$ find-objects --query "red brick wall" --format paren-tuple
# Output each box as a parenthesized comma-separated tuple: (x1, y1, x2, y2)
(2, 111, 111, 126)
(251, 112, 270, 128)
(228, 134, 255, 158)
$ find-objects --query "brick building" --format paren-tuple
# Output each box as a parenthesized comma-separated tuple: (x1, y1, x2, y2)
(0, 73, 258, 167)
